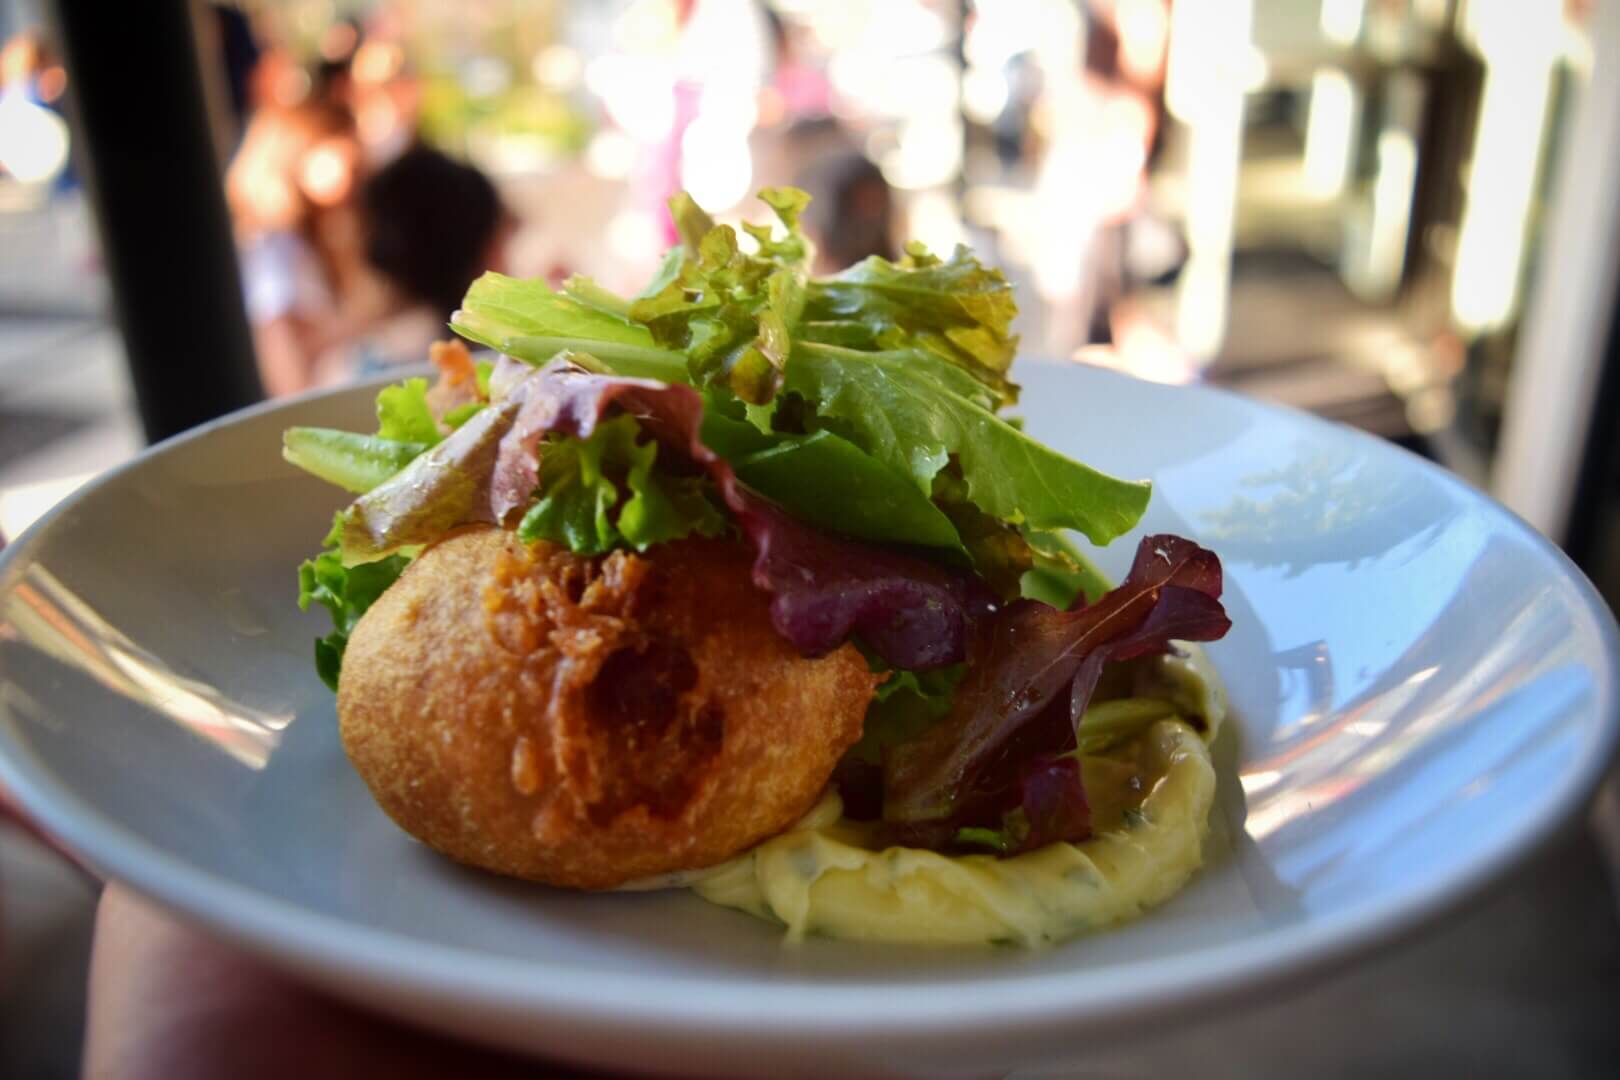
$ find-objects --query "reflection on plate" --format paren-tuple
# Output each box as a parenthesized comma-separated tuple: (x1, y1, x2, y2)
(1, 362, 1616, 1077)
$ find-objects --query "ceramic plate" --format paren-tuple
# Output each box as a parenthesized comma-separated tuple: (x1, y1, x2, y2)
(2, 363, 1616, 1077)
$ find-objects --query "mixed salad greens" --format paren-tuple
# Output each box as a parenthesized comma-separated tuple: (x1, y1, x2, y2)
(288, 188, 1230, 858)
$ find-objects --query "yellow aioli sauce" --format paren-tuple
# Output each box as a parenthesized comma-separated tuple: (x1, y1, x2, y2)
(689, 647, 1227, 947)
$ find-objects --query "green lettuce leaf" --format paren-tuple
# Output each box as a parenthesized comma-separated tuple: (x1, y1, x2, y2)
(636, 247, 684, 301)
(452, 272, 689, 382)
(699, 412, 963, 553)
(560, 274, 635, 320)
(805, 243, 1019, 406)
(454, 272, 656, 349)
(285, 373, 471, 495)
(1020, 527, 1112, 608)
(929, 470, 1115, 606)
(952, 825, 1015, 854)
(375, 377, 442, 445)
(849, 662, 964, 765)
(516, 415, 725, 555)
(282, 428, 428, 494)
(297, 515, 410, 690)
(930, 471, 1033, 598)
(786, 342, 1151, 546)
(443, 402, 485, 429)
(626, 190, 812, 405)
(670, 190, 717, 251)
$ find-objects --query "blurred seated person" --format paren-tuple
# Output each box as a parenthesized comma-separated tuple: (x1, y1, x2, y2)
(314, 145, 509, 383)
(226, 97, 366, 396)
(795, 150, 895, 274)
(0, 30, 72, 192)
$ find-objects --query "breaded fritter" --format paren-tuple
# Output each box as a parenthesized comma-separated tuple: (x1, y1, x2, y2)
(338, 526, 879, 888)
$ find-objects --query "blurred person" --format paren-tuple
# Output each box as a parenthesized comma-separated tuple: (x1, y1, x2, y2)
(0, 30, 66, 111)
(245, 44, 306, 112)
(795, 149, 896, 274)
(202, 3, 262, 138)
(1079, 0, 1181, 343)
(0, 29, 71, 191)
(312, 16, 364, 112)
(226, 96, 366, 396)
(314, 145, 510, 383)
(645, 0, 772, 241)
(992, 51, 1043, 171)
(761, 7, 830, 124)
(347, 33, 419, 169)
(1029, 0, 1174, 350)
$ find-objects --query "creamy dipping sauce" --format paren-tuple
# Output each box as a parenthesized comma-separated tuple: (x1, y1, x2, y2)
(688, 647, 1227, 946)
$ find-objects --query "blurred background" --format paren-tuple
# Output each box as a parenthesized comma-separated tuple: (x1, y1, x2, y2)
(2, 0, 1615, 534)
(4, 1, 1617, 553)
(2, 1, 1619, 1075)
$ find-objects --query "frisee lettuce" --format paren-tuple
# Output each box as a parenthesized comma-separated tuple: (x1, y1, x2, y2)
(803, 241, 1020, 407)
(297, 514, 410, 689)
(516, 415, 725, 554)
(374, 377, 443, 445)
(630, 190, 811, 406)
(441, 187, 1150, 555)
(287, 186, 1161, 698)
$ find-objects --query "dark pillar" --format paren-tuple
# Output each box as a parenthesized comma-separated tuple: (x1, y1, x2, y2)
(47, 1, 263, 443)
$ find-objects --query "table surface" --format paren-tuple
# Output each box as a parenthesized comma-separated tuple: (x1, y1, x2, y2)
(2, 804, 1616, 1078)
(1093, 803, 1620, 1077)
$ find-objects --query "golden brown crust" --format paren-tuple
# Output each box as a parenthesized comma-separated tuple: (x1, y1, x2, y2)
(337, 526, 879, 889)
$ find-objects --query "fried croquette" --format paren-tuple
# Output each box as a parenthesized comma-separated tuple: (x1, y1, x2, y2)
(337, 526, 880, 889)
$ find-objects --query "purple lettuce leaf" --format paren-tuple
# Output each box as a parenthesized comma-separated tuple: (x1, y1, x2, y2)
(1012, 754, 1092, 850)
(340, 393, 524, 559)
(732, 494, 995, 667)
(884, 534, 1231, 826)
(485, 356, 991, 670)
(487, 355, 712, 523)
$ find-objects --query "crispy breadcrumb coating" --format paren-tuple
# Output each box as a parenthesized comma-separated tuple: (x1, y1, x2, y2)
(338, 526, 878, 888)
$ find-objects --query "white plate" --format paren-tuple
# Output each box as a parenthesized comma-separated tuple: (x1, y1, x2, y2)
(1, 362, 1616, 1077)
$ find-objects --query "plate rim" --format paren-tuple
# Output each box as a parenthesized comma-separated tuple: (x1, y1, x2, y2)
(2, 364, 1618, 1041)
